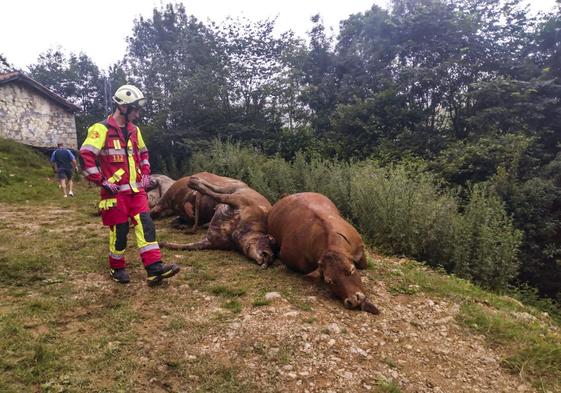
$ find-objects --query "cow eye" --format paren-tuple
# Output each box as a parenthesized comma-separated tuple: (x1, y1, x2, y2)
(324, 277, 334, 285)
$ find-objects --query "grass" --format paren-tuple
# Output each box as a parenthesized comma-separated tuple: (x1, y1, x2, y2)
(371, 257, 561, 392)
(375, 378, 402, 393)
(458, 302, 561, 390)
(1, 140, 560, 392)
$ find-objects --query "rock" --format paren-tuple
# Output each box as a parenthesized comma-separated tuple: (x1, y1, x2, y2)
(328, 339, 336, 347)
(265, 292, 282, 301)
(434, 316, 453, 325)
(284, 311, 299, 318)
(513, 312, 536, 323)
(326, 323, 341, 334)
(351, 347, 368, 357)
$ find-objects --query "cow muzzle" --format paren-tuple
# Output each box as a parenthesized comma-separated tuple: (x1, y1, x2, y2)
(344, 292, 366, 309)
(258, 249, 274, 268)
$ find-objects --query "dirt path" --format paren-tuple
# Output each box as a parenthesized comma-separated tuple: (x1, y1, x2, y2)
(0, 202, 539, 392)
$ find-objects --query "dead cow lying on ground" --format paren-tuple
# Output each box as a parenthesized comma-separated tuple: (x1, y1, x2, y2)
(267, 192, 380, 314)
(160, 172, 274, 267)
(146, 174, 175, 209)
(150, 175, 218, 232)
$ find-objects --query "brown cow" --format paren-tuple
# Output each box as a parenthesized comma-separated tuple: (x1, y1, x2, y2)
(150, 176, 217, 232)
(160, 172, 274, 267)
(267, 192, 380, 314)
(146, 174, 175, 209)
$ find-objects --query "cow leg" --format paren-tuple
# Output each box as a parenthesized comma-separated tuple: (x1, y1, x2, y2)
(192, 177, 246, 194)
(191, 183, 244, 208)
(190, 191, 201, 233)
(180, 200, 198, 234)
(159, 238, 212, 250)
(161, 204, 235, 251)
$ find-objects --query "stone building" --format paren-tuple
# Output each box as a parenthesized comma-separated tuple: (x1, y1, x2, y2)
(0, 71, 80, 149)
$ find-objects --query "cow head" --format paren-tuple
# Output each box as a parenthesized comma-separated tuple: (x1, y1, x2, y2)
(307, 250, 380, 314)
(244, 234, 275, 268)
(144, 176, 159, 192)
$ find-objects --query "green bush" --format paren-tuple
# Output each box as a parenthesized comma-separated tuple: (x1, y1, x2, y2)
(292, 153, 354, 216)
(350, 162, 457, 265)
(191, 140, 295, 202)
(191, 140, 522, 290)
(451, 184, 522, 289)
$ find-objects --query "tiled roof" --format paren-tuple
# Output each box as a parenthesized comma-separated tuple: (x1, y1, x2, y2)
(0, 71, 81, 113)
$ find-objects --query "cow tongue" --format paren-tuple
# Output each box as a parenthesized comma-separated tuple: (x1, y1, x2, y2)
(360, 299, 381, 315)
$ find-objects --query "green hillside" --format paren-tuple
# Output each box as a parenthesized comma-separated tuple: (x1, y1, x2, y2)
(0, 140, 559, 392)
(0, 138, 91, 203)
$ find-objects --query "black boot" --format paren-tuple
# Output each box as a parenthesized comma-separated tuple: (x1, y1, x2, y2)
(110, 268, 130, 284)
(146, 261, 180, 286)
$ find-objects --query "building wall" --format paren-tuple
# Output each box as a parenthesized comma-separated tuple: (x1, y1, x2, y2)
(0, 82, 77, 149)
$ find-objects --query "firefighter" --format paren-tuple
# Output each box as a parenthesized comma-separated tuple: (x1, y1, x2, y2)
(80, 84, 180, 285)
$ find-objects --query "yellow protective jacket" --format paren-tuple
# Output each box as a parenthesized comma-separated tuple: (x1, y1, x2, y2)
(80, 115, 151, 196)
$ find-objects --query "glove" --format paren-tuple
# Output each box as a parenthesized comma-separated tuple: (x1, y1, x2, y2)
(140, 174, 151, 189)
(101, 179, 120, 194)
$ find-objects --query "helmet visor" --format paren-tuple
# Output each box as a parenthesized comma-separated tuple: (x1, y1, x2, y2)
(129, 98, 146, 110)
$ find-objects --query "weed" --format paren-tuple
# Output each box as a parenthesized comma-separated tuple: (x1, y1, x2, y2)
(222, 299, 242, 313)
(375, 378, 402, 393)
(458, 302, 561, 391)
(209, 285, 247, 298)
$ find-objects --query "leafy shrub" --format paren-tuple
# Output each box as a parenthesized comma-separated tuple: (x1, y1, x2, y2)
(451, 184, 522, 289)
(350, 162, 457, 265)
(191, 140, 522, 289)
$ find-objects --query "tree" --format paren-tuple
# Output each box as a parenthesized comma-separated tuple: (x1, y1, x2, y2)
(0, 54, 12, 72)
(298, 15, 338, 136)
(28, 50, 126, 141)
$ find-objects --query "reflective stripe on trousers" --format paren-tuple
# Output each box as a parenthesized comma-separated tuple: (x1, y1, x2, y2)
(107, 212, 161, 269)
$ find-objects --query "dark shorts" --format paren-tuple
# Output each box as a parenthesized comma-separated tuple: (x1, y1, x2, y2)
(57, 168, 73, 180)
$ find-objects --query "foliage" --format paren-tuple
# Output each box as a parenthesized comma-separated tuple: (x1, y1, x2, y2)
(0, 53, 12, 72)
(194, 140, 519, 290)
(27, 50, 127, 142)
(350, 162, 457, 265)
(451, 184, 522, 289)
(1, 139, 560, 392)
(22, 0, 561, 300)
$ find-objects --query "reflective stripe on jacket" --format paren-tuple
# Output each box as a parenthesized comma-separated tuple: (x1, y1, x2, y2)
(80, 116, 150, 195)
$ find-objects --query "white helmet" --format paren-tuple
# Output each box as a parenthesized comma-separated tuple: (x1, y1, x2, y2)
(112, 84, 146, 108)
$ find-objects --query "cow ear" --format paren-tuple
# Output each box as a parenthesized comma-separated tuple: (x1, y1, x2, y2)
(304, 267, 322, 282)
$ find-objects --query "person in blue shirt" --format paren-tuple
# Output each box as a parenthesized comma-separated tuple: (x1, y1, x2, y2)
(50, 142, 78, 197)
